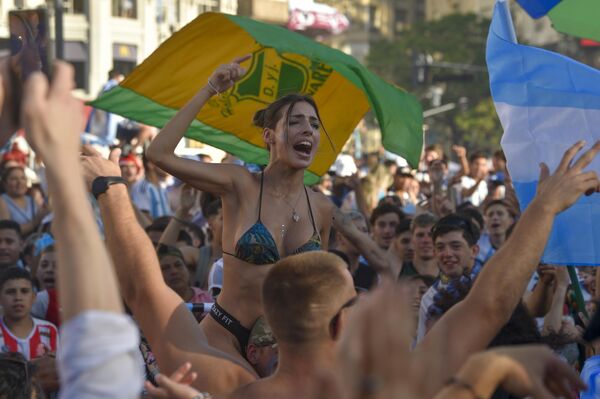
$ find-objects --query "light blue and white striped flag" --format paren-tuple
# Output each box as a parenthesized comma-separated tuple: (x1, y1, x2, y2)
(487, 0, 600, 266)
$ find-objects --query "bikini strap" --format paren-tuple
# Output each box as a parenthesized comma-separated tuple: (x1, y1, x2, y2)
(304, 186, 318, 234)
(258, 171, 265, 222)
(209, 302, 251, 354)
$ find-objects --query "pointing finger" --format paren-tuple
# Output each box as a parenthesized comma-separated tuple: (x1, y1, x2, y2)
(232, 54, 252, 64)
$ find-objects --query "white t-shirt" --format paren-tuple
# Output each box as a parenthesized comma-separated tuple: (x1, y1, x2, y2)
(58, 311, 143, 399)
(458, 176, 488, 206)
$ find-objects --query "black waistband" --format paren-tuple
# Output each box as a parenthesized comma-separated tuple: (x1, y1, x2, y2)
(210, 302, 251, 354)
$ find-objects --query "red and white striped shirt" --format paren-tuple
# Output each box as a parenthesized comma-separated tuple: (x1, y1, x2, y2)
(0, 317, 59, 360)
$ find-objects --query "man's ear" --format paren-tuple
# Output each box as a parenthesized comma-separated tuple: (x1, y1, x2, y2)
(471, 243, 480, 259)
(246, 344, 258, 364)
(330, 309, 350, 341)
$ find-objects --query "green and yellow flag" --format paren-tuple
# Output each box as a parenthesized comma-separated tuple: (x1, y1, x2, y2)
(90, 12, 423, 183)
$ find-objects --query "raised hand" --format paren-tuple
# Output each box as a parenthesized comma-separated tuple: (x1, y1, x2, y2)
(145, 362, 203, 399)
(206, 55, 252, 95)
(178, 184, 198, 214)
(537, 264, 557, 286)
(452, 145, 467, 159)
(80, 145, 122, 190)
(20, 62, 85, 166)
(535, 140, 600, 214)
(491, 345, 585, 399)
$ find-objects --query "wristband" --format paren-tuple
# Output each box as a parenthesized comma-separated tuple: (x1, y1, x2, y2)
(91, 176, 128, 200)
(446, 377, 484, 399)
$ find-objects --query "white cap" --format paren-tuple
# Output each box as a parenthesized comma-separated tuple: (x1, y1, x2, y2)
(332, 154, 357, 177)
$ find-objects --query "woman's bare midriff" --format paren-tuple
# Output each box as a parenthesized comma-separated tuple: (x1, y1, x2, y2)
(199, 257, 273, 376)
(214, 257, 273, 327)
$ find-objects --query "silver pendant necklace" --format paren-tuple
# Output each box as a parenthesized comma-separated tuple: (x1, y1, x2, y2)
(273, 188, 303, 223)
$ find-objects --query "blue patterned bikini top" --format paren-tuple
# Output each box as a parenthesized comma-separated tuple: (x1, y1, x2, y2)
(223, 172, 321, 265)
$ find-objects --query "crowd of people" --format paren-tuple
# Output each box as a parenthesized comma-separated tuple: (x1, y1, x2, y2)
(0, 50, 599, 399)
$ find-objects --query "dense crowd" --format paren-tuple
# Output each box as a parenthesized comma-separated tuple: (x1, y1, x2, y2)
(0, 53, 599, 399)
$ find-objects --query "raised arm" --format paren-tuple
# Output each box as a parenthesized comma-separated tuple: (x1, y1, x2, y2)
(159, 184, 197, 247)
(80, 147, 256, 395)
(435, 346, 584, 399)
(542, 266, 570, 335)
(146, 55, 251, 196)
(332, 207, 399, 279)
(419, 140, 600, 396)
(21, 63, 122, 321)
(20, 62, 146, 398)
(523, 265, 556, 318)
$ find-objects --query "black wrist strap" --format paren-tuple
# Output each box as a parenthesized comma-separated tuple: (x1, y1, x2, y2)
(92, 176, 128, 200)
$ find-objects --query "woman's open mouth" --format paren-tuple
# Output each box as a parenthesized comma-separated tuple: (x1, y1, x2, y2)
(293, 141, 313, 156)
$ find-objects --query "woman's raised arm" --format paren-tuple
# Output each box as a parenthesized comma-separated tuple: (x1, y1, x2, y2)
(146, 55, 251, 196)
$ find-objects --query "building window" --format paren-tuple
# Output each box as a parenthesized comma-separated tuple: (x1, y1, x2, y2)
(63, 0, 85, 14)
(112, 0, 137, 19)
(198, 0, 219, 15)
(71, 61, 87, 90)
(368, 5, 378, 33)
(395, 8, 407, 33)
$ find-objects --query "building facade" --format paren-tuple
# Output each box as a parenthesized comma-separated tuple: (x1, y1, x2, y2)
(0, 0, 237, 97)
(324, 0, 426, 62)
(425, 0, 560, 46)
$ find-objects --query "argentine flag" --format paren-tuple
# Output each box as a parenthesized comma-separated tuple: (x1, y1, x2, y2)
(487, 0, 600, 265)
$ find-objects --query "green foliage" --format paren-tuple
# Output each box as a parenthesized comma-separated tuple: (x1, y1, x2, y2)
(367, 13, 501, 151)
(455, 97, 502, 152)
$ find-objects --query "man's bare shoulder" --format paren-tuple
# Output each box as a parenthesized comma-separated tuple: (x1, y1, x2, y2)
(224, 378, 284, 399)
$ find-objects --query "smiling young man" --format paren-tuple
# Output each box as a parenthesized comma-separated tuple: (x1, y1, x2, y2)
(415, 214, 481, 342)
